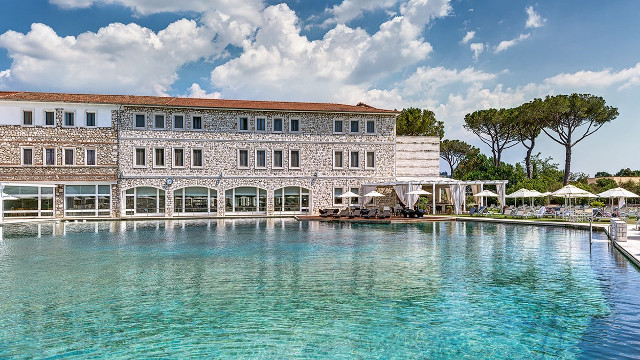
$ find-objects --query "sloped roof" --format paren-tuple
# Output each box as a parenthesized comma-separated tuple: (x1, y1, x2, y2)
(0, 91, 398, 114)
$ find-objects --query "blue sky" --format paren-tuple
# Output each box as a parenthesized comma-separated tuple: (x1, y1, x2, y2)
(0, 0, 639, 176)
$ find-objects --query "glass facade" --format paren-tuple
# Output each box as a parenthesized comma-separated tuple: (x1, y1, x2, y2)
(2, 185, 54, 218)
(274, 187, 310, 213)
(225, 187, 267, 214)
(65, 185, 111, 217)
(174, 187, 217, 214)
(124, 187, 166, 216)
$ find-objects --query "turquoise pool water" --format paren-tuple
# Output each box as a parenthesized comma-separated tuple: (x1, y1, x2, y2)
(0, 220, 639, 359)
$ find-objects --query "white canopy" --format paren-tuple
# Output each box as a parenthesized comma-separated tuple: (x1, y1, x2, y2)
(598, 187, 639, 198)
(363, 191, 385, 197)
(338, 191, 360, 198)
(407, 189, 431, 195)
(474, 190, 499, 197)
(506, 188, 540, 198)
(552, 185, 596, 198)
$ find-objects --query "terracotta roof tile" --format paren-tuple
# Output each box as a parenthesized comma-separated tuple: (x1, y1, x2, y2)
(0, 91, 398, 114)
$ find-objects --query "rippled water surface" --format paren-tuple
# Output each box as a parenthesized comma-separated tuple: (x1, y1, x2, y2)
(0, 219, 639, 359)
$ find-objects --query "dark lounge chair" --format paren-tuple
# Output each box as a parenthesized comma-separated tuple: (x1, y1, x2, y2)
(320, 209, 337, 218)
(348, 209, 361, 218)
(378, 209, 391, 219)
(363, 209, 378, 219)
(332, 208, 349, 218)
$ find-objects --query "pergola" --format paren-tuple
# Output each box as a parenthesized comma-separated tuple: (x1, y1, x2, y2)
(361, 178, 508, 215)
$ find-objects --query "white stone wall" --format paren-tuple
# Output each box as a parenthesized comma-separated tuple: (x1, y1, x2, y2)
(395, 136, 440, 179)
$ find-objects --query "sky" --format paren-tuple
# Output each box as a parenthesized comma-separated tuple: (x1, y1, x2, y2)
(0, 0, 638, 176)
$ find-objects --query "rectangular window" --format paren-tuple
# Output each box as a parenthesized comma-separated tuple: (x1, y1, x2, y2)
(45, 111, 55, 126)
(350, 187, 359, 205)
(173, 115, 184, 129)
(273, 150, 283, 168)
(64, 148, 75, 165)
(22, 148, 33, 165)
(173, 148, 184, 167)
(23, 110, 33, 126)
(238, 117, 249, 131)
(86, 112, 96, 127)
(134, 148, 146, 167)
(44, 148, 56, 165)
(350, 151, 359, 168)
(154, 114, 165, 129)
(256, 118, 266, 131)
(86, 149, 96, 166)
(366, 120, 375, 134)
(350, 120, 359, 133)
(290, 119, 300, 132)
(255, 150, 266, 168)
(366, 151, 375, 169)
(238, 149, 249, 168)
(289, 150, 300, 169)
(192, 116, 202, 130)
(334, 187, 344, 205)
(154, 148, 165, 167)
(64, 112, 75, 127)
(334, 120, 343, 133)
(135, 114, 146, 128)
(333, 150, 344, 169)
(273, 118, 283, 132)
(192, 149, 203, 167)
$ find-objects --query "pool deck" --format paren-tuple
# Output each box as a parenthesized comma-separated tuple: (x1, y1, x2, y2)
(296, 215, 457, 224)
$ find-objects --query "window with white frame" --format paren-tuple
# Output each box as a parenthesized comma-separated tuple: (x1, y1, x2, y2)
(154, 148, 165, 168)
(333, 120, 343, 133)
(290, 118, 300, 132)
(238, 117, 249, 131)
(64, 148, 75, 165)
(173, 148, 184, 167)
(333, 187, 344, 205)
(273, 118, 283, 132)
(65, 184, 111, 217)
(350, 151, 359, 168)
(192, 149, 203, 167)
(192, 115, 203, 130)
(23, 110, 33, 126)
(366, 120, 375, 134)
(350, 187, 359, 205)
(134, 114, 146, 128)
(134, 148, 146, 167)
(86, 149, 97, 166)
(333, 150, 344, 169)
(44, 111, 55, 126)
(238, 149, 249, 168)
(64, 111, 75, 127)
(256, 117, 266, 131)
(44, 148, 56, 166)
(154, 114, 165, 129)
(273, 149, 284, 168)
(289, 149, 300, 168)
(21, 147, 34, 165)
(255, 149, 267, 168)
(86, 112, 96, 127)
(350, 120, 359, 133)
(365, 151, 375, 169)
(173, 115, 184, 129)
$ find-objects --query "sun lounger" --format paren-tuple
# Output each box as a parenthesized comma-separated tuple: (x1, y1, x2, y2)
(363, 209, 378, 219)
(332, 209, 349, 218)
(378, 209, 391, 219)
(320, 209, 338, 217)
(348, 209, 361, 218)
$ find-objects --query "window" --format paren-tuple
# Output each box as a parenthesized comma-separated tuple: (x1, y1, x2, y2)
(350, 187, 360, 205)
(366, 120, 375, 134)
(289, 150, 300, 169)
(256, 117, 266, 131)
(45, 111, 55, 126)
(224, 187, 267, 214)
(333, 150, 344, 169)
(135, 114, 146, 128)
(334, 187, 344, 205)
(64, 112, 75, 127)
(64, 148, 75, 165)
(65, 185, 111, 217)
(350, 120, 359, 133)
(173, 115, 184, 129)
(192, 149, 203, 168)
(350, 151, 359, 168)
(290, 118, 300, 132)
(255, 149, 266, 168)
(192, 116, 202, 130)
(154, 114, 165, 129)
(124, 187, 165, 216)
(174, 187, 217, 214)
(238, 149, 249, 168)
(86, 149, 96, 166)
(134, 148, 146, 167)
(173, 148, 184, 167)
(21, 147, 34, 165)
(366, 151, 375, 169)
(86, 112, 96, 127)
(44, 148, 56, 166)
(2, 185, 54, 218)
(274, 186, 310, 213)
(238, 117, 249, 131)
(333, 120, 343, 133)
(23, 110, 33, 126)
(154, 148, 165, 168)
(273, 118, 283, 132)
(273, 150, 283, 168)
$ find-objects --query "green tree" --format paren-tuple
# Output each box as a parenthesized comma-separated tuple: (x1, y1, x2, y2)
(541, 94, 619, 185)
(463, 108, 519, 168)
(396, 108, 444, 138)
(514, 99, 545, 179)
(615, 168, 640, 177)
(439, 139, 479, 178)
(594, 171, 612, 178)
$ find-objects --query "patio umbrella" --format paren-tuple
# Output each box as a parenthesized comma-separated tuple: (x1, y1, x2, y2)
(338, 191, 360, 208)
(407, 189, 431, 210)
(506, 188, 539, 207)
(597, 187, 639, 208)
(363, 190, 385, 206)
(552, 185, 596, 210)
(473, 189, 498, 207)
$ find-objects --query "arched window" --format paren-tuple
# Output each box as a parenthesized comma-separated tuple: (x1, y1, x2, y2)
(274, 186, 310, 213)
(124, 187, 165, 216)
(224, 187, 267, 214)
(174, 187, 217, 214)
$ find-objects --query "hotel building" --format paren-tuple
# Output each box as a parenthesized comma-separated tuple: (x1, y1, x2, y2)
(0, 91, 441, 220)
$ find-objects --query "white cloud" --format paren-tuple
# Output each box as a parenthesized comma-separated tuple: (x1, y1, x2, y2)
(326, 0, 400, 25)
(186, 83, 222, 98)
(399, 66, 497, 97)
(49, 0, 264, 16)
(0, 69, 10, 78)
(543, 62, 640, 91)
(0, 21, 215, 95)
(525, 6, 546, 28)
(461, 30, 475, 44)
(494, 33, 530, 53)
(469, 42, 484, 61)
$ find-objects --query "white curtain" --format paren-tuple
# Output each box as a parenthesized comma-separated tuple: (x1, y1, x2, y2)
(449, 184, 459, 214)
(497, 183, 506, 206)
(407, 184, 421, 209)
(471, 184, 481, 206)
(458, 185, 466, 214)
(619, 197, 626, 209)
(361, 185, 376, 205)
(393, 184, 409, 206)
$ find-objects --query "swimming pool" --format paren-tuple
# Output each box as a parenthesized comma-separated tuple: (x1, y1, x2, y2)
(0, 220, 639, 359)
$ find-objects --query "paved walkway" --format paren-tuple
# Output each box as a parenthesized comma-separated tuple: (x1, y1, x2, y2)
(613, 224, 640, 268)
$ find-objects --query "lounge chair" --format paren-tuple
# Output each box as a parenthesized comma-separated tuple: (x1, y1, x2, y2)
(332, 209, 349, 218)
(348, 209, 361, 218)
(378, 208, 391, 219)
(468, 206, 477, 216)
(320, 209, 338, 218)
(363, 209, 378, 219)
